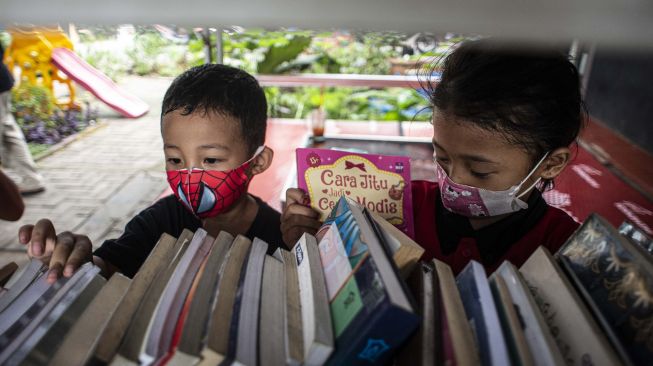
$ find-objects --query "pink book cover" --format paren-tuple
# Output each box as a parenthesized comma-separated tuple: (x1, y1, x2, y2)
(296, 147, 414, 238)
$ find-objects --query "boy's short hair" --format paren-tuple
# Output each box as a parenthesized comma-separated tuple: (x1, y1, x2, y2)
(161, 64, 267, 155)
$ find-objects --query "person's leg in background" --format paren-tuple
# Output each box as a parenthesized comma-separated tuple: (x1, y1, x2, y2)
(0, 90, 45, 195)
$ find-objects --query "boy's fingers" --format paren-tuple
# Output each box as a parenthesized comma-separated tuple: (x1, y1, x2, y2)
(285, 188, 308, 206)
(47, 263, 63, 284)
(18, 224, 34, 245)
(283, 203, 320, 219)
(64, 235, 92, 277)
(281, 214, 322, 233)
(30, 219, 56, 257)
(48, 232, 75, 278)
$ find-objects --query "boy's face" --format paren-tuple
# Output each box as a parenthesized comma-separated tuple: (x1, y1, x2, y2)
(162, 110, 251, 172)
(432, 112, 539, 193)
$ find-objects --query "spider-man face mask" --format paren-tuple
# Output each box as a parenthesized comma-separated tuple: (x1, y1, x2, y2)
(166, 146, 264, 219)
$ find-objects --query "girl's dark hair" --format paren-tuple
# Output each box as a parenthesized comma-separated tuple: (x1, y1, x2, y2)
(426, 39, 586, 164)
(162, 64, 267, 155)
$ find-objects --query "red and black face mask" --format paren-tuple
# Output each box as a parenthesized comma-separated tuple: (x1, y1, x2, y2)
(166, 146, 264, 218)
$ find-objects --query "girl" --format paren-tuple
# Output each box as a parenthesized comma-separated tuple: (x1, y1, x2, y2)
(281, 38, 583, 274)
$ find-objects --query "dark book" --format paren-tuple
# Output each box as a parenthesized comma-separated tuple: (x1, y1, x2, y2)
(558, 213, 653, 366)
(456, 260, 510, 366)
(318, 197, 419, 366)
(0, 261, 18, 287)
(619, 220, 653, 255)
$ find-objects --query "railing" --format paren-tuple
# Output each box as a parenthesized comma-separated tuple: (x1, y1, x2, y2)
(255, 73, 426, 89)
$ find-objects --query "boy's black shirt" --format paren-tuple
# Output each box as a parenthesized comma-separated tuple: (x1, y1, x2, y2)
(0, 44, 15, 93)
(93, 194, 284, 278)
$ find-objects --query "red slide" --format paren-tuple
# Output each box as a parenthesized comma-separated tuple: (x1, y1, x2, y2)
(51, 47, 149, 118)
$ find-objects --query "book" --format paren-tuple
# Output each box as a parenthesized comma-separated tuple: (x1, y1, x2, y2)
(619, 220, 653, 255)
(296, 147, 414, 238)
(318, 197, 419, 365)
(558, 213, 653, 366)
(294, 233, 334, 366)
(199, 235, 252, 366)
(0, 262, 95, 361)
(232, 237, 268, 366)
(0, 259, 46, 312)
(273, 248, 304, 366)
(520, 246, 622, 366)
(140, 229, 212, 365)
(259, 255, 287, 366)
(92, 232, 182, 365)
(162, 243, 211, 366)
(489, 274, 534, 366)
(456, 260, 510, 366)
(50, 273, 132, 366)
(168, 231, 234, 365)
(5, 265, 105, 365)
(492, 261, 565, 366)
(114, 230, 193, 364)
(0, 270, 50, 335)
(0, 261, 18, 287)
(432, 258, 479, 366)
(366, 209, 424, 279)
(396, 262, 440, 366)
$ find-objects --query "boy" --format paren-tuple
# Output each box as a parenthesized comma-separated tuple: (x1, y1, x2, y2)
(19, 64, 283, 282)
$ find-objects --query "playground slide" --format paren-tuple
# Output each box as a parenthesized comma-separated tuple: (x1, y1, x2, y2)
(51, 47, 150, 118)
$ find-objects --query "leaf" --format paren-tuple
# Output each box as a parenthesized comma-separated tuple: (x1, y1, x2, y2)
(257, 35, 312, 74)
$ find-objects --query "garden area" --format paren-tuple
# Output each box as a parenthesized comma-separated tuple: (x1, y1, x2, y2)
(2, 26, 465, 156)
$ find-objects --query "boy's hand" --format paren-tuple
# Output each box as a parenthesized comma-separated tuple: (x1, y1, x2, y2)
(281, 188, 322, 248)
(19, 219, 93, 283)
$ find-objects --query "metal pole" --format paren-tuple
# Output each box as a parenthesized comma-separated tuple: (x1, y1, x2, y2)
(203, 28, 213, 64)
(215, 27, 224, 64)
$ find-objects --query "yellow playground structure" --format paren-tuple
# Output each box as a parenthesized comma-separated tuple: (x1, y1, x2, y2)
(3, 26, 77, 108)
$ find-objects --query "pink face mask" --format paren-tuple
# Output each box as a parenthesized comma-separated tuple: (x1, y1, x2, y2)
(166, 146, 264, 219)
(435, 153, 548, 218)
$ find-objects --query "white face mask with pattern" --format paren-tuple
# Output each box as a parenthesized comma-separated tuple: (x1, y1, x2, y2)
(435, 153, 549, 218)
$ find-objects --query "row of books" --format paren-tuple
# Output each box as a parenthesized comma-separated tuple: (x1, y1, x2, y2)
(0, 196, 651, 365)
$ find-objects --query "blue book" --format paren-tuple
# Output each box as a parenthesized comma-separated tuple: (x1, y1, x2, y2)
(319, 197, 419, 366)
(559, 213, 653, 366)
(456, 261, 511, 366)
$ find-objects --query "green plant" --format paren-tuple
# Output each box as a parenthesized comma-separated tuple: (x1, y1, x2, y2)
(11, 83, 56, 123)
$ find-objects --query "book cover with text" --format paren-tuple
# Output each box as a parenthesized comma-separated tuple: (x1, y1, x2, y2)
(297, 147, 414, 238)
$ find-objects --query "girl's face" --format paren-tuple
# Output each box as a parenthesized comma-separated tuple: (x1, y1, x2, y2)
(432, 112, 541, 193)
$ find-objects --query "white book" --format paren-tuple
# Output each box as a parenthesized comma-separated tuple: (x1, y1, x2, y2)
(139, 229, 210, 365)
(494, 261, 566, 366)
(294, 233, 334, 366)
(520, 247, 623, 366)
(0, 259, 46, 312)
(233, 238, 268, 366)
(0, 271, 49, 334)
